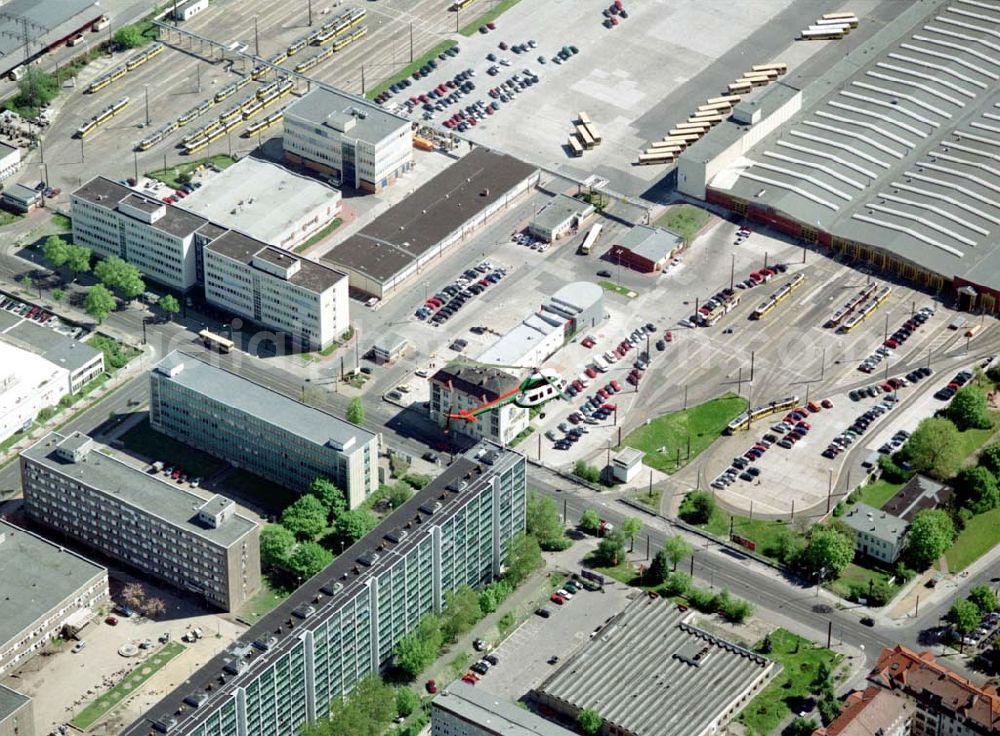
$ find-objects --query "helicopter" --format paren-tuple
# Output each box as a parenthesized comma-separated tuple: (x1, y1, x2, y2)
(433, 361, 568, 428)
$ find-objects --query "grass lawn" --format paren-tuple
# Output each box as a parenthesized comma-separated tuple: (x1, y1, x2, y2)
(826, 562, 899, 602)
(853, 478, 904, 509)
(217, 469, 299, 515)
(0, 211, 23, 227)
(366, 40, 456, 99)
(119, 418, 227, 478)
(147, 154, 235, 189)
(624, 394, 745, 474)
(592, 561, 639, 586)
(458, 0, 526, 36)
(631, 488, 663, 512)
(294, 218, 343, 253)
(88, 334, 141, 372)
(946, 506, 1000, 571)
(71, 641, 185, 730)
(598, 280, 637, 298)
(953, 418, 1000, 462)
(737, 629, 841, 736)
(239, 578, 292, 624)
(655, 204, 712, 245)
(51, 213, 72, 231)
(692, 504, 796, 561)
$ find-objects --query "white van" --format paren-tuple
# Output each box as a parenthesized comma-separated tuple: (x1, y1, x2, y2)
(591, 355, 608, 372)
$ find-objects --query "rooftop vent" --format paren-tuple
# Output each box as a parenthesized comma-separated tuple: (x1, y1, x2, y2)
(292, 604, 315, 620)
(385, 530, 408, 543)
(320, 581, 343, 596)
(418, 502, 442, 515)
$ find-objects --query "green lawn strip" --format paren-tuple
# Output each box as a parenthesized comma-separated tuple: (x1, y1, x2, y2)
(825, 562, 899, 601)
(509, 426, 535, 447)
(119, 418, 226, 478)
(737, 629, 841, 736)
(71, 641, 185, 730)
(655, 204, 712, 245)
(51, 213, 72, 231)
(954, 421, 999, 462)
(631, 489, 662, 512)
(217, 469, 300, 515)
(240, 577, 293, 623)
(147, 154, 235, 189)
(852, 479, 904, 510)
(695, 507, 793, 562)
(294, 218, 343, 253)
(458, 0, 526, 36)
(0, 211, 23, 227)
(946, 507, 1000, 572)
(623, 394, 745, 474)
(598, 280, 636, 298)
(366, 40, 457, 99)
(88, 334, 142, 371)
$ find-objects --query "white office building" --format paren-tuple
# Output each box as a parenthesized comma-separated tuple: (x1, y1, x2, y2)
(204, 231, 349, 350)
(0, 343, 69, 443)
(283, 87, 412, 193)
(0, 143, 20, 182)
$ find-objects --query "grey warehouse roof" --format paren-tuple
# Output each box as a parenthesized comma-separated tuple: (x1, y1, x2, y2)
(436, 683, 574, 736)
(696, 0, 1000, 290)
(532, 193, 592, 232)
(536, 596, 776, 736)
(153, 350, 373, 454)
(616, 225, 684, 263)
(545, 281, 603, 316)
(841, 503, 909, 543)
(206, 230, 347, 294)
(285, 87, 409, 144)
(0, 0, 101, 68)
(0, 684, 30, 721)
(0, 520, 106, 650)
(2, 319, 102, 372)
(21, 432, 259, 548)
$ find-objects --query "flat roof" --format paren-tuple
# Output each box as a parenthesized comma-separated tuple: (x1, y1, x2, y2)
(696, 0, 1000, 290)
(0, 142, 17, 157)
(287, 87, 409, 144)
(536, 597, 776, 736)
(616, 225, 684, 263)
(21, 432, 259, 548)
(0, 319, 101, 373)
(841, 503, 908, 543)
(435, 683, 574, 736)
(179, 158, 341, 247)
(73, 176, 209, 239)
(206, 230, 346, 294)
(546, 281, 603, 315)
(152, 350, 373, 453)
(0, 342, 67, 418)
(0, 0, 101, 67)
(3, 183, 39, 202)
(0, 520, 106, 650)
(122, 443, 523, 736)
(0, 684, 30, 722)
(322, 148, 537, 283)
(532, 193, 591, 232)
(476, 311, 563, 367)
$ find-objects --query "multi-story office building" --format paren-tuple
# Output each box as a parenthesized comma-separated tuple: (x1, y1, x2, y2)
(1, 318, 104, 394)
(20, 432, 260, 612)
(283, 87, 413, 193)
(429, 364, 528, 446)
(0, 520, 109, 678)
(0, 685, 35, 736)
(149, 351, 379, 507)
(0, 343, 69, 443)
(203, 231, 348, 351)
(433, 683, 574, 736)
(122, 443, 526, 736)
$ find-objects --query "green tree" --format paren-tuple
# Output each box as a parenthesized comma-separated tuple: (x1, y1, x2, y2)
(84, 284, 115, 323)
(901, 417, 963, 480)
(387, 481, 413, 509)
(662, 572, 692, 597)
(818, 694, 842, 726)
(94, 256, 145, 299)
(573, 460, 601, 483)
(15, 68, 58, 112)
(720, 597, 753, 623)
(505, 533, 542, 586)
(305, 674, 396, 736)
(905, 509, 955, 570)
(280, 494, 328, 539)
(114, 24, 146, 49)
(980, 442, 1000, 476)
(679, 490, 715, 524)
(159, 294, 180, 320)
(43, 235, 69, 268)
(395, 614, 443, 679)
(441, 585, 481, 643)
(664, 534, 693, 571)
(310, 477, 347, 522)
(955, 466, 1000, 514)
(478, 580, 511, 614)
(621, 517, 642, 551)
(969, 585, 998, 616)
(333, 508, 377, 546)
(395, 687, 420, 718)
(346, 396, 365, 425)
(526, 493, 568, 550)
(647, 550, 670, 585)
(287, 540, 333, 578)
(259, 524, 296, 567)
(593, 531, 627, 567)
(577, 709, 603, 736)
(947, 598, 981, 651)
(788, 717, 819, 736)
(51, 287, 65, 302)
(65, 244, 92, 278)
(947, 386, 993, 431)
(799, 527, 854, 581)
(579, 509, 601, 535)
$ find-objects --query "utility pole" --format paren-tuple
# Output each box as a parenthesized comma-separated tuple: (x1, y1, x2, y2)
(827, 620, 832, 649)
(308, 0, 313, 26)
(197, 64, 201, 93)
(537, 433, 541, 462)
(820, 346, 826, 380)
(826, 469, 833, 514)
(133, 150, 138, 181)
(683, 384, 688, 410)
(409, 23, 414, 63)
(361, 65, 365, 95)
(750, 351, 755, 382)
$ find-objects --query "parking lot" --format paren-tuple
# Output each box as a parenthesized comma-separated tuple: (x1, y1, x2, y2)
(0, 291, 87, 339)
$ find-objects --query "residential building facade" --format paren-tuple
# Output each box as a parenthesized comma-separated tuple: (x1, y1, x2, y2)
(283, 88, 412, 193)
(121, 443, 527, 736)
(204, 232, 348, 350)
(429, 364, 528, 446)
(149, 351, 379, 507)
(841, 503, 908, 564)
(813, 686, 912, 736)
(20, 432, 261, 611)
(0, 520, 109, 678)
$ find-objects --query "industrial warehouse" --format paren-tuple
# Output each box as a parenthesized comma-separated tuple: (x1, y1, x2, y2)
(678, 0, 1000, 310)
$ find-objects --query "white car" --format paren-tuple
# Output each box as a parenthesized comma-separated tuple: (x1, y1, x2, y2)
(556, 589, 574, 599)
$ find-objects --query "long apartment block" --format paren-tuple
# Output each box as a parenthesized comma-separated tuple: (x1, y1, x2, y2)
(70, 177, 349, 350)
(150, 350, 379, 507)
(122, 443, 526, 736)
(20, 432, 261, 611)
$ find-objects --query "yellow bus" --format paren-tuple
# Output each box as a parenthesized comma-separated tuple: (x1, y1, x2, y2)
(637, 151, 674, 165)
(87, 76, 112, 94)
(743, 75, 773, 87)
(215, 83, 237, 103)
(669, 132, 703, 143)
(109, 66, 128, 82)
(146, 43, 164, 60)
(568, 135, 583, 157)
(235, 76, 252, 91)
(745, 68, 778, 80)
(707, 94, 742, 104)
(821, 12, 859, 26)
(251, 64, 268, 80)
(136, 132, 162, 151)
(184, 138, 209, 155)
(698, 102, 733, 113)
(578, 111, 591, 126)
(242, 101, 263, 119)
(333, 25, 367, 51)
(199, 330, 234, 354)
(728, 81, 752, 94)
(126, 54, 147, 72)
(287, 38, 308, 56)
(76, 119, 98, 138)
(575, 123, 595, 149)
(751, 63, 787, 75)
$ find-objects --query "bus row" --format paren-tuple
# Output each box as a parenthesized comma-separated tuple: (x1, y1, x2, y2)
(75, 97, 129, 139)
(311, 7, 367, 46)
(727, 62, 786, 94)
(839, 286, 892, 334)
(800, 14, 858, 40)
(825, 282, 879, 328)
(750, 273, 805, 320)
(727, 395, 800, 434)
(87, 43, 164, 94)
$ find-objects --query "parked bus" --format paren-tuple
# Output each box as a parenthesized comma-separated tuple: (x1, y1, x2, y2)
(647, 143, 683, 154)
(76, 119, 98, 138)
(333, 26, 367, 51)
(707, 94, 743, 104)
(637, 151, 674, 165)
(750, 273, 805, 320)
(287, 38, 308, 55)
(825, 282, 878, 328)
(728, 80, 752, 94)
(669, 132, 703, 143)
(743, 75, 773, 87)
(689, 113, 723, 125)
(821, 12, 859, 26)
(676, 121, 710, 131)
(745, 68, 778, 80)
(578, 111, 591, 125)
(583, 122, 601, 144)
(575, 123, 595, 149)
(136, 132, 162, 151)
(839, 286, 892, 333)
(751, 62, 788, 74)
(567, 135, 584, 157)
(698, 101, 733, 113)
(580, 222, 602, 254)
(199, 330, 234, 354)
(801, 27, 848, 39)
(92, 15, 110, 31)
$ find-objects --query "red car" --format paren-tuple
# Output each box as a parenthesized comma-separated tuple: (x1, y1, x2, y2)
(486, 20, 497, 29)
(550, 593, 566, 605)
(601, 403, 618, 411)
(572, 379, 584, 391)
(597, 387, 609, 399)
(610, 379, 622, 392)
(585, 366, 598, 379)
(104, 616, 119, 626)
(665, 330, 673, 342)
(462, 673, 479, 684)
(880, 382, 893, 392)
(821, 399, 833, 409)
(581, 336, 596, 348)
(426, 680, 438, 694)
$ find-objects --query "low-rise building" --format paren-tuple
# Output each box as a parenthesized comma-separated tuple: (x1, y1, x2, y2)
(371, 333, 408, 364)
(543, 281, 604, 335)
(841, 503, 908, 564)
(528, 194, 593, 243)
(0, 520, 109, 678)
(534, 596, 778, 736)
(1, 319, 104, 394)
(0, 685, 34, 736)
(813, 686, 912, 736)
(433, 682, 573, 736)
(0, 342, 69, 443)
(283, 87, 413, 193)
(150, 350, 379, 507)
(173, 0, 208, 21)
(882, 475, 954, 523)
(611, 447, 643, 483)
(429, 364, 528, 446)
(0, 143, 21, 182)
(21, 432, 261, 611)
(1, 183, 40, 213)
(608, 225, 684, 273)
